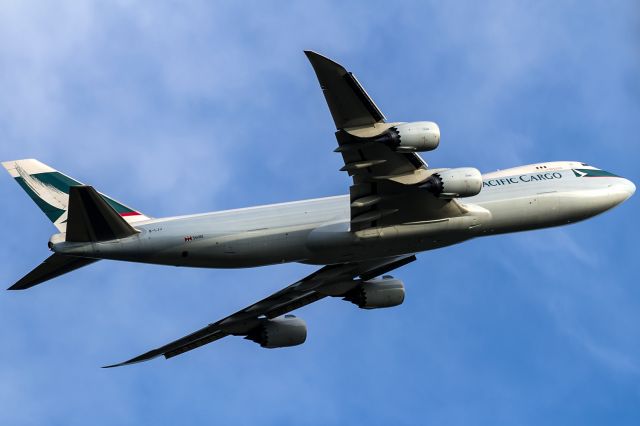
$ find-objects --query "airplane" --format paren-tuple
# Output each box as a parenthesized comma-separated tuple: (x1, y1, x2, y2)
(2, 51, 635, 368)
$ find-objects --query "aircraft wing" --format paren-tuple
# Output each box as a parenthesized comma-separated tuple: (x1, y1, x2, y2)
(104, 255, 415, 367)
(305, 51, 467, 231)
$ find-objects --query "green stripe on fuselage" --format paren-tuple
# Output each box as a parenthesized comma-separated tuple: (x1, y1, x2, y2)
(573, 168, 619, 178)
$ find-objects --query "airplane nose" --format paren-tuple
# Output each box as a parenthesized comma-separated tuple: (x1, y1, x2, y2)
(609, 178, 635, 205)
(622, 178, 636, 198)
(619, 178, 636, 200)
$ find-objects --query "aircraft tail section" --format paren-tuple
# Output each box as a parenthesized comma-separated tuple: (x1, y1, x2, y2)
(2, 159, 150, 232)
(3, 160, 146, 290)
(6, 186, 139, 290)
(8, 254, 99, 290)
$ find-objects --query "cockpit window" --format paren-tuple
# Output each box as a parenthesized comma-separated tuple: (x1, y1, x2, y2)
(581, 163, 590, 166)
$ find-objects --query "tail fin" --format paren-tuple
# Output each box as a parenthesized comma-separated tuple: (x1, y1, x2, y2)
(2, 159, 150, 232)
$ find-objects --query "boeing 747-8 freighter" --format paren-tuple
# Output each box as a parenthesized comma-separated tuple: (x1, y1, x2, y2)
(3, 51, 634, 367)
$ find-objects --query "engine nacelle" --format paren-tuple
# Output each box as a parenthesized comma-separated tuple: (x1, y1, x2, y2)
(391, 121, 440, 152)
(245, 315, 307, 348)
(343, 276, 405, 309)
(361, 121, 440, 152)
(421, 167, 482, 198)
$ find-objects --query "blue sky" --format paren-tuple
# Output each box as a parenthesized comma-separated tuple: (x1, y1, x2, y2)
(1, 1, 639, 424)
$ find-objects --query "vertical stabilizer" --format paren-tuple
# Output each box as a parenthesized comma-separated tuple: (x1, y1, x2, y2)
(2, 159, 150, 232)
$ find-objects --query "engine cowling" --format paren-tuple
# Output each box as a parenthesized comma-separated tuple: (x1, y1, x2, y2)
(365, 121, 440, 152)
(421, 167, 482, 198)
(245, 315, 307, 348)
(343, 276, 405, 309)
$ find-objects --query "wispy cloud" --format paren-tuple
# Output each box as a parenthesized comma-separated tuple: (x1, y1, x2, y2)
(1, 1, 639, 425)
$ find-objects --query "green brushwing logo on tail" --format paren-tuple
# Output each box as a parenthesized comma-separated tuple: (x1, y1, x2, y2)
(14, 167, 71, 222)
(15, 176, 66, 222)
(13, 168, 139, 223)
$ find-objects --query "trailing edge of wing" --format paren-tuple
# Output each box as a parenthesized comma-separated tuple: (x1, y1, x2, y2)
(103, 330, 228, 368)
(305, 50, 385, 129)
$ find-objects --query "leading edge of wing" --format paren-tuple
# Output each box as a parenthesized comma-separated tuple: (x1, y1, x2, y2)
(103, 255, 416, 368)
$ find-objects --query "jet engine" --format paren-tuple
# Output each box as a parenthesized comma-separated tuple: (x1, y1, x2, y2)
(245, 315, 307, 348)
(343, 276, 405, 309)
(360, 121, 440, 152)
(421, 167, 482, 198)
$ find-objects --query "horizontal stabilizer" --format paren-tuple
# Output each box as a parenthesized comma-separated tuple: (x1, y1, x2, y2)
(66, 186, 139, 242)
(8, 253, 98, 290)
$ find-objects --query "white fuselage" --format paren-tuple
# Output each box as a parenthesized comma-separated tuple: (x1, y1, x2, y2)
(52, 161, 635, 267)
